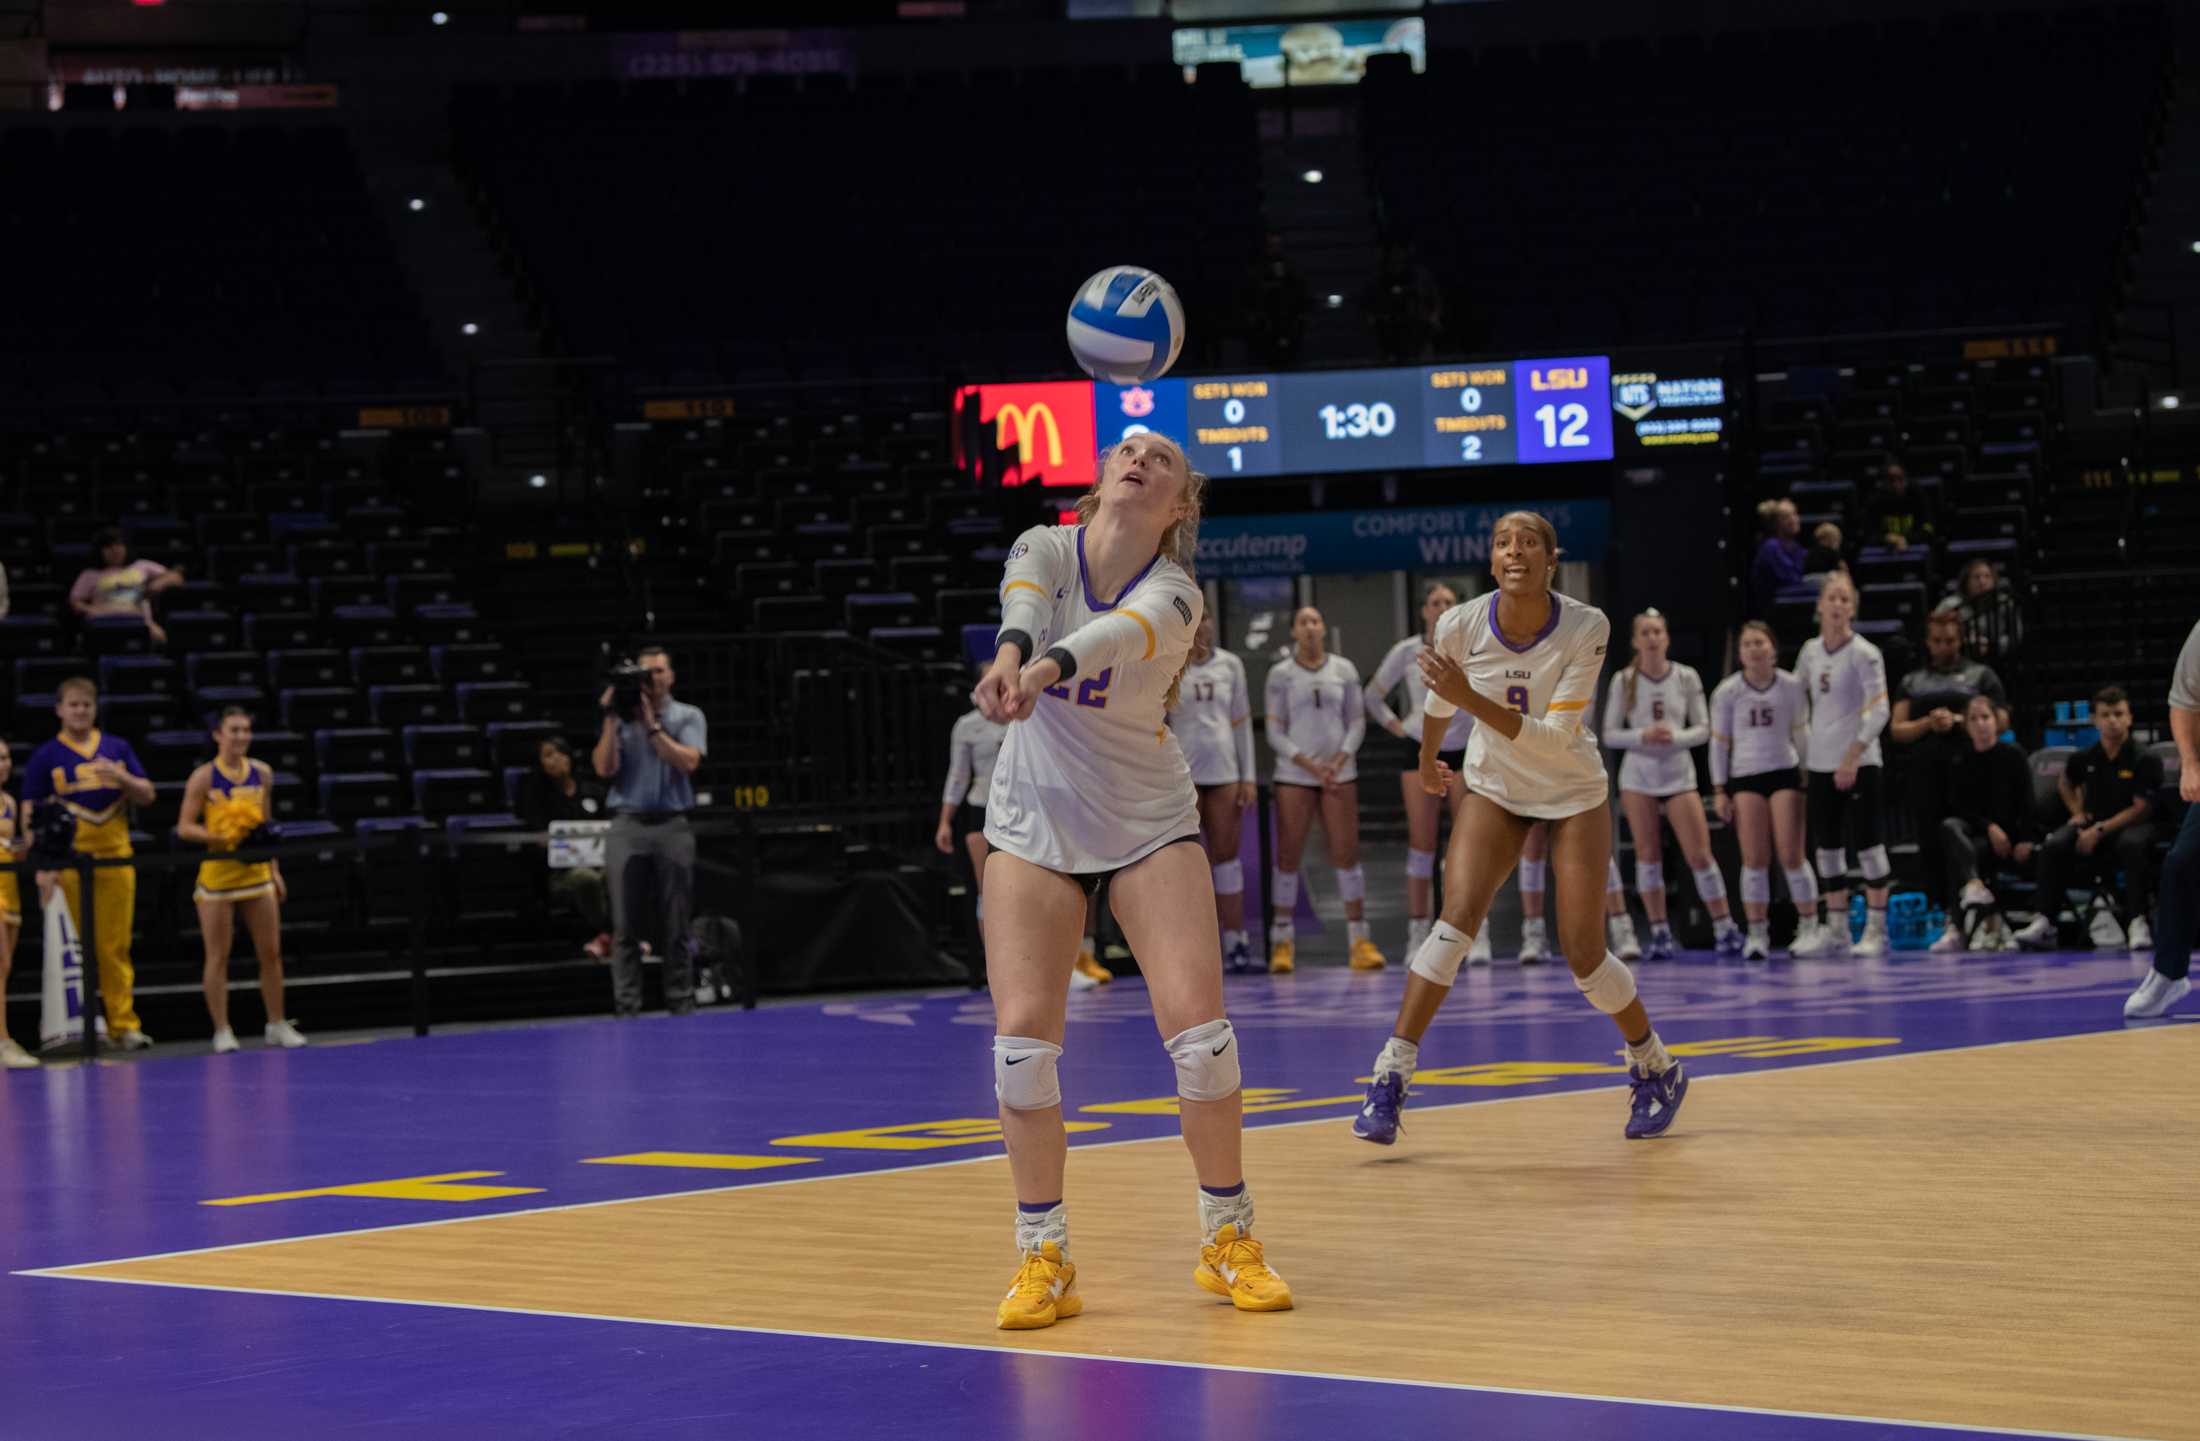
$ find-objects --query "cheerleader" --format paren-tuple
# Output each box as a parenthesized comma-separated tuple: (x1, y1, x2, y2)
(1264, 607, 1379, 972)
(175, 707, 305, 1052)
(1355, 511, 1689, 1146)
(1602, 609, 1740, 957)
(976, 432, 1290, 1329)
(1796, 572, 1893, 956)
(1709, 622, 1832, 959)
(1364, 583, 1471, 960)
(1168, 614, 1260, 972)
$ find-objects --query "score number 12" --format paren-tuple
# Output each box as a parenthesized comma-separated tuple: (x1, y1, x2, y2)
(1533, 402, 1592, 449)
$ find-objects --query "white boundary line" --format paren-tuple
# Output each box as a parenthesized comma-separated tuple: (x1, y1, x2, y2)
(24, 1270, 2149, 1441)
(13, 1022, 2165, 1277)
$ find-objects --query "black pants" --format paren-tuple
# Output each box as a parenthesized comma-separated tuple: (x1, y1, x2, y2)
(1939, 815, 1995, 899)
(2154, 802, 2198, 981)
(2033, 822, 2155, 926)
(1906, 746, 1953, 904)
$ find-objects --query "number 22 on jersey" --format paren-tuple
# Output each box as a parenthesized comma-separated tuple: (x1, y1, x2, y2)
(1044, 668, 1114, 710)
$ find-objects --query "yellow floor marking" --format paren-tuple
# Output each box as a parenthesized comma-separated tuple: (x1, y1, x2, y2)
(202, 1171, 545, 1207)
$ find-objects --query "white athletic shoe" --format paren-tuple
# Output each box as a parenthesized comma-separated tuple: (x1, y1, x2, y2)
(1928, 924, 1966, 955)
(1467, 928, 1493, 966)
(1851, 927, 1889, 959)
(2012, 914, 2058, 949)
(1959, 880, 1996, 909)
(2123, 970, 2191, 1020)
(0, 1038, 39, 1070)
(211, 1027, 240, 1055)
(2089, 908, 2127, 949)
(264, 1020, 308, 1049)
(1608, 914, 1642, 961)
(1791, 920, 1845, 958)
(1517, 919, 1548, 966)
(2127, 917, 2153, 952)
(1742, 927, 1771, 962)
(1069, 967, 1102, 992)
(114, 1028, 155, 1052)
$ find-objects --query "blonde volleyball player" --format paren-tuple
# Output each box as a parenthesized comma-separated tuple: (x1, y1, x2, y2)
(1265, 606, 1380, 972)
(176, 707, 304, 1052)
(1796, 572, 1894, 956)
(1355, 511, 1689, 1144)
(1603, 609, 1741, 958)
(976, 433, 1290, 1329)
(1364, 583, 1472, 962)
(1710, 622, 1832, 961)
(1168, 614, 1260, 973)
(1516, 821, 1641, 964)
(0, 742, 37, 1069)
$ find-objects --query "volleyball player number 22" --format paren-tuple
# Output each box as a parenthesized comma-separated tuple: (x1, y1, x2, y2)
(1044, 668, 1113, 710)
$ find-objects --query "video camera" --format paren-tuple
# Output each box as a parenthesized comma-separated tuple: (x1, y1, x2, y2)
(605, 658, 651, 722)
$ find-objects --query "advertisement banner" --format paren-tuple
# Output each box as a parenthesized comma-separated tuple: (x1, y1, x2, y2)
(952, 381, 1099, 489)
(1194, 500, 1610, 579)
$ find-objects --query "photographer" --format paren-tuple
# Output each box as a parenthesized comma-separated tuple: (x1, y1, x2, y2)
(592, 646, 707, 1017)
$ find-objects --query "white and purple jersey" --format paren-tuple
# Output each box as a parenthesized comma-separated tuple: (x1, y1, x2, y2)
(1365, 634, 1474, 753)
(1423, 590, 1611, 820)
(1265, 653, 1366, 786)
(1602, 662, 1709, 797)
(942, 709, 1007, 807)
(1797, 631, 1890, 771)
(1709, 669, 1808, 784)
(1169, 648, 1256, 787)
(985, 524, 1203, 874)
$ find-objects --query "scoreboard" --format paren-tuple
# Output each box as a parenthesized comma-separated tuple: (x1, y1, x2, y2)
(956, 355, 1618, 487)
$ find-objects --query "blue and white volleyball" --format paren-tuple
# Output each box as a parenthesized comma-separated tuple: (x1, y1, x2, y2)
(1066, 266, 1185, 384)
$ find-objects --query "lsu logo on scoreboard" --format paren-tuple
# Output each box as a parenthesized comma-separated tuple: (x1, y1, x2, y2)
(1528, 366, 1593, 392)
(952, 381, 1097, 489)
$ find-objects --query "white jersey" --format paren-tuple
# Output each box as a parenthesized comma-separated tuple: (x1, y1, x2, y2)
(984, 525, 1202, 873)
(1796, 632, 1890, 771)
(942, 709, 1007, 808)
(1265, 653, 1367, 786)
(1423, 590, 1611, 819)
(1708, 670, 1808, 784)
(1365, 635, 1474, 752)
(1169, 649, 1256, 787)
(1601, 662, 1709, 797)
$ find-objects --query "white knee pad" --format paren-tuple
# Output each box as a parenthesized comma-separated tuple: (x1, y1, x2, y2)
(1858, 844, 1891, 883)
(1408, 919, 1473, 986)
(1816, 848, 1849, 885)
(1405, 847, 1436, 880)
(1518, 856, 1548, 896)
(1335, 865, 1365, 902)
(1574, 954, 1639, 1015)
(1691, 864, 1728, 904)
(994, 1034, 1062, 1111)
(1211, 858, 1243, 896)
(1165, 1019, 1241, 1102)
(1785, 864, 1821, 904)
(1271, 870, 1299, 909)
(1635, 861, 1665, 896)
(1606, 857, 1624, 894)
(1740, 866, 1771, 906)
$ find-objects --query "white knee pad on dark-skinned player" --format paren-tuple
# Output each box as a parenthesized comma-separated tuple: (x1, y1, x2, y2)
(994, 1034, 1062, 1111)
(1211, 858, 1243, 896)
(1858, 845, 1891, 883)
(1165, 1019, 1241, 1101)
(1574, 955, 1639, 1014)
(1741, 866, 1772, 906)
(1518, 856, 1547, 896)
(1405, 847, 1435, 880)
(1408, 919, 1473, 985)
